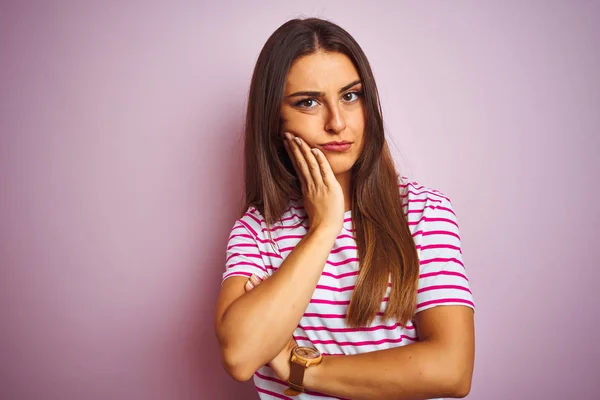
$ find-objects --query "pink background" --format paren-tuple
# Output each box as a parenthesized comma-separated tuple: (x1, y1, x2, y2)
(1, 1, 598, 399)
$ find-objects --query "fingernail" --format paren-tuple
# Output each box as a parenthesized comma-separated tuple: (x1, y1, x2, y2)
(246, 280, 254, 290)
(295, 137, 302, 145)
(284, 132, 292, 140)
(250, 274, 260, 284)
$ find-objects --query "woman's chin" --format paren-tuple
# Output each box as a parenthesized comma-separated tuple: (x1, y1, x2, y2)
(325, 155, 358, 178)
(330, 166, 354, 178)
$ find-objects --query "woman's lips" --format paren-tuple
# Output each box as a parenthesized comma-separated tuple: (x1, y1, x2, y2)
(320, 143, 352, 152)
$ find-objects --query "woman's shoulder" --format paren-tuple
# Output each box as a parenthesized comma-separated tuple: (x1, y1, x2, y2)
(400, 176, 452, 201)
(399, 176, 457, 223)
(230, 206, 266, 240)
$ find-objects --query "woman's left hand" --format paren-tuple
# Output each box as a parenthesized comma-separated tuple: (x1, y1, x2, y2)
(245, 274, 298, 381)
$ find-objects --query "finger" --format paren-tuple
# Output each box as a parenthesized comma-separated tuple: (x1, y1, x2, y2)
(311, 148, 336, 186)
(250, 274, 261, 286)
(288, 136, 313, 188)
(290, 136, 323, 188)
(294, 137, 324, 186)
(283, 138, 307, 188)
(244, 279, 254, 292)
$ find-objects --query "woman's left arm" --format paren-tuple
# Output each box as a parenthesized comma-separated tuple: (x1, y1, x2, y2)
(302, 304, 475, 399)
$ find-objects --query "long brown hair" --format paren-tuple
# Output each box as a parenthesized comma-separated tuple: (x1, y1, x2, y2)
(242, 18, 420, 327)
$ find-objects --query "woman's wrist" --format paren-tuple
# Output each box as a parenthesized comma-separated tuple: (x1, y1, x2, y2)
(306, 224, 341, 243)
(304, 354, 326, 392)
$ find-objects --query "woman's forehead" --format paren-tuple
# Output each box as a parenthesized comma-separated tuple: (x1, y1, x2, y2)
(285, 52, 360, 93)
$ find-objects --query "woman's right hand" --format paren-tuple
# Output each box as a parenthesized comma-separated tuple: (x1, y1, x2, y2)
(283, 132, 345, 236)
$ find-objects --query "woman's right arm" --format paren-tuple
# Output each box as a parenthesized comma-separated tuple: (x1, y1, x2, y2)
(215, 225, 338, 382)
(215, 133, 345, 381)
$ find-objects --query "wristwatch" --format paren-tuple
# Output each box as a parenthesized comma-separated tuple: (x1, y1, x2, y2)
(283, 346, 322, 396)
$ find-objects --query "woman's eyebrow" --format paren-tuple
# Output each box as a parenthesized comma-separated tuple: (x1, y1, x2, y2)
(287, 79, 362, 98)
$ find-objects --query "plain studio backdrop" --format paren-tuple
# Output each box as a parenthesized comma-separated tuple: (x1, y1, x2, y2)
(1, 1, 598, 399)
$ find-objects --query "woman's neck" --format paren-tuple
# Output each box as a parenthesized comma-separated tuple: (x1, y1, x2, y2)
(335, 171, 353, 212)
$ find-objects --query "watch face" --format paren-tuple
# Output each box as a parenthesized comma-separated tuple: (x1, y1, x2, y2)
(294, 347, 320, 359)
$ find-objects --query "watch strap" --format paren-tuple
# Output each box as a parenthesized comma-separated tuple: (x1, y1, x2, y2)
(284, 360, 306, 396)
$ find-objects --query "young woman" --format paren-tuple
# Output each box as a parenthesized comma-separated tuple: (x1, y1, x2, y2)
(214, 18, 475, 400)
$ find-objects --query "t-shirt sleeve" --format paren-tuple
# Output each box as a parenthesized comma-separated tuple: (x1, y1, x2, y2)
(222, 208, 268, 284)
(415, 196, 475, 314)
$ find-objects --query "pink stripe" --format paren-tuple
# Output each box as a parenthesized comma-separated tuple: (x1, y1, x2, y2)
(249, 212, 308, 225)
(407, 197, 443, 204)
(225, 252, 262, 263)
(310, 297, 389, 306)
(303, 312, 347, 318)
(278, 212, 306, 223)
(294, 335, 417, 347)
(408, 216, 458, 228)
(277, 246, 295, 252)
(229, 232, 300, 245)
(412, 229, 461, 240)
(407, 205, 455, 216)
(406, 181, 448, 196)
(315, 284, 355, 292)
(417, 298, 475, 309)
(303, 311, 386, 319)
(226, 242, 256, 250)
(256, 387, 291, 400)
(277, 245, 357, 255)
(416, 243, 461, 252)
(255, 371, 285, 386)
(243, 212, 262, 226)
(272, 234, 305, 242)
(420, 257, 464, 268)
(228, 233, 254, 242)
(326, 257, 360, 267)
(330, 245, 358, 254)
(262, 221, 308, 232)
(230, 224, 246, 233)
(418, 285, 472, 294)
(223, 271, 252, 279)
(285, 204, 305, 213)
(406, 181, 424, 190)
(405, 189, 450, 202)
(299, 323, 414, 332)
(321, 270, 359, 279)
(315, 282, 392, 293)
(337, 234, 355, 240)
(226, 261, 266, 272)
(419, 270, 469, 281)
(237, 219, 258, 237)
(260, 251, 283, 259)
(310, 298, 350, 305)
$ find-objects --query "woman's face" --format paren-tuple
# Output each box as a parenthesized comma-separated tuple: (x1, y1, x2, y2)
(280, 51, 365, 178)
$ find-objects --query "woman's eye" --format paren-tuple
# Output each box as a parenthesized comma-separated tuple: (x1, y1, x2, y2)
(343, 91, 362, 102)
(295, 99, 318, 109)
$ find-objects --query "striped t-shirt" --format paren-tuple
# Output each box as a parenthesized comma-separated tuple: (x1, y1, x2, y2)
(222, 178, 475, 400)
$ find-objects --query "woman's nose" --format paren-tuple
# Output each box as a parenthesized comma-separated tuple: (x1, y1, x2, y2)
(324, 104, 346, 134)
